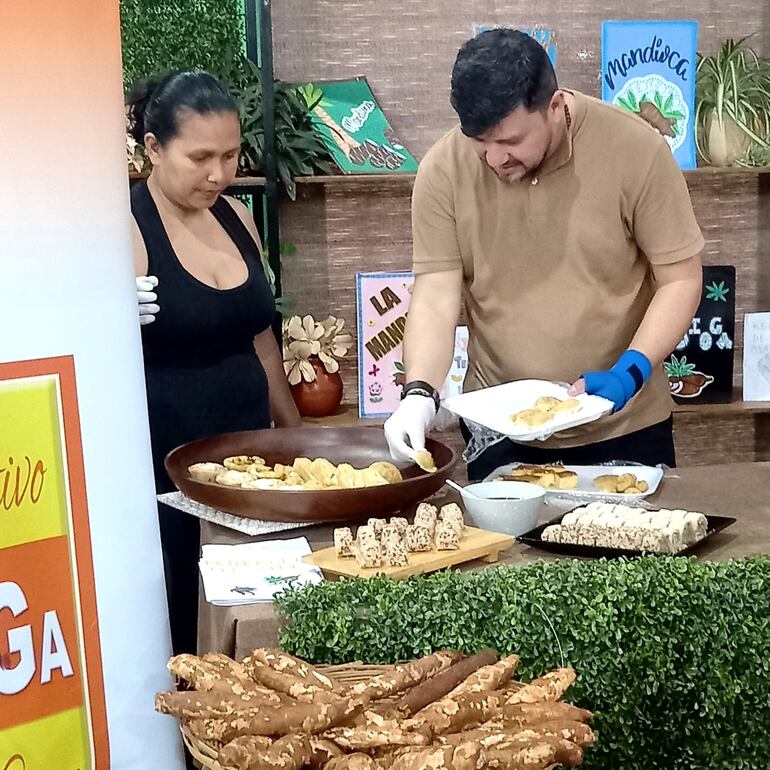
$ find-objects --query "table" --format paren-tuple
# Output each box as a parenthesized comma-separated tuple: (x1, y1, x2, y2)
(196, 462, 770, 658)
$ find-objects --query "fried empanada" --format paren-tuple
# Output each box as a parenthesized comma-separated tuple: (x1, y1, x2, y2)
(415, 450, 437, 473)
(292, 457, 314, 482)
(369, 461, 403, 484)
(215, 469, 253, 486)
(361, 469, 389, 486)
(511, 409, 551, 428)
(310, 458, 338, 487)
(188, 462, 225, 482)
(223, 455, 264, 471)
(550, 398, 581, 415)
(534, 396, 561, 412)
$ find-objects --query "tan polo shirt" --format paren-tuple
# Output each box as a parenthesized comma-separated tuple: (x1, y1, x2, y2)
(412, 90, 705, 448)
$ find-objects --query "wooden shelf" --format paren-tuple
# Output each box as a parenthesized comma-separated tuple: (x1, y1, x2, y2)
(672, 391, 770, 415)
(302, 396, 770, 430)
(128, 166, 770, 189)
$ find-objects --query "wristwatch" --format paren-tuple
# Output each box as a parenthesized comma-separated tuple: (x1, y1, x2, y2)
(401, 380, 441, 413)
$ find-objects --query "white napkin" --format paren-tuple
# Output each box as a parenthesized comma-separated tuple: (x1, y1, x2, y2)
(198, 537, 323, 606)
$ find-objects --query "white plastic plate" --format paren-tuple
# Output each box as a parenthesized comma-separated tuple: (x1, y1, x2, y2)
(484, 463, 665, 502)
(442, 379, 613, 441)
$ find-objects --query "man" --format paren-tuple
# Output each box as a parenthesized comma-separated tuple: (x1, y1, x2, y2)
(384, 28, 704, 481)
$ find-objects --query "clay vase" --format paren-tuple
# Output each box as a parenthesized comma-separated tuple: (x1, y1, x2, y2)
(290, 356, 344, 417)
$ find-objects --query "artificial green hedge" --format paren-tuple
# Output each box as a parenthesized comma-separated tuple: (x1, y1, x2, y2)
(275, 556, 770, 770)
(120, 0, 244, 86)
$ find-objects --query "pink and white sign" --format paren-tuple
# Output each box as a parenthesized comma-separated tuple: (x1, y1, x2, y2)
(356, 272, 468, 418)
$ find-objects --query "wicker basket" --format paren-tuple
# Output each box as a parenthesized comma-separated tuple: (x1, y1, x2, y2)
(179, 662, 557, 770)
(182, 663, 392, 770)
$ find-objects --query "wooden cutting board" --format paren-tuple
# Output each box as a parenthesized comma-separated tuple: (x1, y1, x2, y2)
(302, 526, 514, 579)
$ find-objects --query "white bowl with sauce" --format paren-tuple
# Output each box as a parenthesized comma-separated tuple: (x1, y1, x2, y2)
(460, 480, 545, 537)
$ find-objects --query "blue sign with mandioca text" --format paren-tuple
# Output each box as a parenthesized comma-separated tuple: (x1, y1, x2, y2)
(601, 20, 698, 169)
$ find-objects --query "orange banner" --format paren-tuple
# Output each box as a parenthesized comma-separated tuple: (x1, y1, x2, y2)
(0, 357, 109, 767)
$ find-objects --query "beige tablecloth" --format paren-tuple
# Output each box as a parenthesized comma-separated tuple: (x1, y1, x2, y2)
(197, 462, 770, 658)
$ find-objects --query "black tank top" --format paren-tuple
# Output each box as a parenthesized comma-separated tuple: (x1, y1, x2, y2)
(131, 180, 275, 492)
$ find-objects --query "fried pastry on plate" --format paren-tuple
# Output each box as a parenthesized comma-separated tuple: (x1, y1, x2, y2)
(534, 396, 561, 412)
(550, 397, 581, 415)
(510, 409, 552, 428)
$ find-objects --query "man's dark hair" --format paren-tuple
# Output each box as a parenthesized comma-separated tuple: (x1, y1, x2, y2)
(450, 28, 558, 137)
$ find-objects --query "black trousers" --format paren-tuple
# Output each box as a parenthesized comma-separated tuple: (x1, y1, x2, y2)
(464, 416, 676, 482)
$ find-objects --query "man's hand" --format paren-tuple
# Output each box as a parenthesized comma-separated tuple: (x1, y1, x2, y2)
(137, 275, 159, 325)
(384, 395, 437, 463)
(569, 349, 653, 413)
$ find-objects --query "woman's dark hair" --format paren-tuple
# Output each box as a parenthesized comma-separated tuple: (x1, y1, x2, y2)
(450, 28, 558, 137)
(126, 70, 238, 146)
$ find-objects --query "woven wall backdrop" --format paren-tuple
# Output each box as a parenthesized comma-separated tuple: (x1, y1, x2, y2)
(272, 1, 767, 160)
(270, 2, 769, 410)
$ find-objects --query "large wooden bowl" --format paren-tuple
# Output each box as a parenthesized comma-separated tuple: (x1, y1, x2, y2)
(165, 427, 458, 523)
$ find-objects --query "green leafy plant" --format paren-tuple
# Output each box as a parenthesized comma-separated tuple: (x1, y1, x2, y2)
(275, 557, 770, 769)
(617, 89, 685, 136)
(212, 51, 334, 199)
(696, 37, 770, 167)
(120, 0, 244, 86)
(664, 355, 698, 378)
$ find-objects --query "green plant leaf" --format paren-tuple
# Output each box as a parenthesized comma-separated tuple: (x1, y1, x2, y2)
(274, 557, 770, 769)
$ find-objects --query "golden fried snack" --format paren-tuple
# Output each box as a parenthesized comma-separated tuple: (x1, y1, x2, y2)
(223, 454, 265, 470)
(415, 450, 437, 473)
(592, 473, 650, 495)
(510, 409, 551, 428)
(335, 463, 361, 489)
(533, 396, 561, 412)
(549, 398, 580, 415)
(370, 461, 404, 484)
(215, 469, 253, 487)
(361, 468, 389, 486)
(510, 396, 583, 431)
(292, 457, 314, 482)
(188, 462, 225, 482)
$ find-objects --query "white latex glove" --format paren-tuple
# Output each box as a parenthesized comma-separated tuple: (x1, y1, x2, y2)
(136, 275, 159, 325)
(384, 394, 437, 463)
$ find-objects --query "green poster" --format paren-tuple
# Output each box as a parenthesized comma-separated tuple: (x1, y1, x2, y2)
(309, 78, 418, 174)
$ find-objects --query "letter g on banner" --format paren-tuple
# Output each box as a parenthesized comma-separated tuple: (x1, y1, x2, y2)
(0, 582, 35, 695)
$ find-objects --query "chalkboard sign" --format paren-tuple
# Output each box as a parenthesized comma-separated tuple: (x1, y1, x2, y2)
(665, 266, 736, 403)
(602, 20, 698, 169)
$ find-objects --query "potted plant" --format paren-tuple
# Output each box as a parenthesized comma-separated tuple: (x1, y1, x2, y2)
(695, 37, 770, 167)
(283, 315, 353, 417)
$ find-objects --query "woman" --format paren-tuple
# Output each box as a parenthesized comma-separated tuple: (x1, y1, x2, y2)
(127, 70, 301, 655)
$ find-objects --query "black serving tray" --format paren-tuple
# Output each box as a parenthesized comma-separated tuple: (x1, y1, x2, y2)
(516, 509, 737, 559)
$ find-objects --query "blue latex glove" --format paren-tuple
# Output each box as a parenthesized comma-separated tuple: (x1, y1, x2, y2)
(582, 350, 653, 413)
